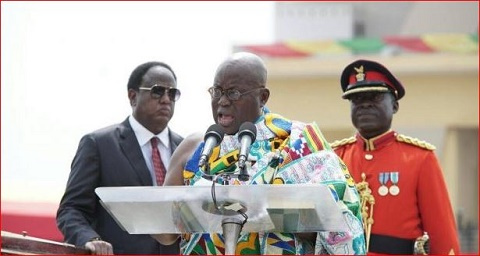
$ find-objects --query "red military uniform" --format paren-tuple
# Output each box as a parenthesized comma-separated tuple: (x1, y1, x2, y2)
(332, 131, 460, 254)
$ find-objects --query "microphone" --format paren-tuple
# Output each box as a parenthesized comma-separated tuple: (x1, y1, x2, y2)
(198, 124, 225, 169)
(237, 122, 257, 181)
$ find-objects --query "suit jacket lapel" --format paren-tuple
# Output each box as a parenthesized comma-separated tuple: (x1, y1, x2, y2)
(118, 118, 153, 186)
(168, 129, 178, 154)
(168, 128, 183, 154)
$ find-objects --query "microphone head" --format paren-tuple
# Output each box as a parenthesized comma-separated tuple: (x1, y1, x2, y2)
(238, 122, 257, 142)
(204, 124, 225, 144)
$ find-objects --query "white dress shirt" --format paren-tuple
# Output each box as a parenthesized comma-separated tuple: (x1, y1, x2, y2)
(129, 115, 171, 185)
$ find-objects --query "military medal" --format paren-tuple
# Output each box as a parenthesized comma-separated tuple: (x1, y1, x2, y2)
(389, 172, 400, 196)
(378, 172, 389, 196)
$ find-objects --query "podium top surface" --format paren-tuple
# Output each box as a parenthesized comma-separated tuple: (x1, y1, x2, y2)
(96, 184, 347, 234)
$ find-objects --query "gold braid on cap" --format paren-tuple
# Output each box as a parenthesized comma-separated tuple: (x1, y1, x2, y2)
(356, 172, 375, 252)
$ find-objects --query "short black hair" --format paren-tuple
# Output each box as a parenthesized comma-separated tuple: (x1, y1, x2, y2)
(127, 61, 177, 91)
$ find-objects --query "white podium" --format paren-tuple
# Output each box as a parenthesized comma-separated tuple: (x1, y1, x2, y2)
(96, 184, 347, 254)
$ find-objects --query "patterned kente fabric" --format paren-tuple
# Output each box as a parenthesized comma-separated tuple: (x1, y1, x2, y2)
(182, 110, 366, 255)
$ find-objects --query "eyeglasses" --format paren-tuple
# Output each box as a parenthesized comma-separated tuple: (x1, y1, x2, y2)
(139, 84, 181, 102)
(349, 92, 387, 104)
(207, 87, 262, 101)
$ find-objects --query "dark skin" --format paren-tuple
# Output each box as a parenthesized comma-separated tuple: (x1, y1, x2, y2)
(85, 66, 178, 254)
(152, 52, 272, 245)
(152, 53, 316, 246)
(349, 91, 399, 139)
(212, 53, 270, 135)
(129, 66, 177, 135)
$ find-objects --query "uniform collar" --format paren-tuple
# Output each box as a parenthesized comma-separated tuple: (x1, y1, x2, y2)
(356, 130, 396, 151)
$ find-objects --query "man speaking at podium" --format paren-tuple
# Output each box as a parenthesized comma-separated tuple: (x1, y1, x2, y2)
(154, 52, 366, 254)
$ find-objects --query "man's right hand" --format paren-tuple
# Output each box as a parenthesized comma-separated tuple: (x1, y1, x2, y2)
(84, 239, 113, 255)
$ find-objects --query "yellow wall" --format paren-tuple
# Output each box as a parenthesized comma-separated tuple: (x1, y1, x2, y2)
(265, 54, 478, 134)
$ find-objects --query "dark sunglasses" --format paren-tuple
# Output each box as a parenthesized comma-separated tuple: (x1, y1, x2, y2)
(139, 84, 181, 102)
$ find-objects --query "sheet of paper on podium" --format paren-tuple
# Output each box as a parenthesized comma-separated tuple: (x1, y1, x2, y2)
(95, 184, 347, 235)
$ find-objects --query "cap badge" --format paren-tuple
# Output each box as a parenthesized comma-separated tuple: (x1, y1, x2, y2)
(354, 65, 365, 82)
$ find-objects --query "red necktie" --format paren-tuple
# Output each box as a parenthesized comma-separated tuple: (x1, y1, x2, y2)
(150, 137, 166, 186)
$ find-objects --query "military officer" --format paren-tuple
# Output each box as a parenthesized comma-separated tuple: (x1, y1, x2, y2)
(331, 59, 460, 255)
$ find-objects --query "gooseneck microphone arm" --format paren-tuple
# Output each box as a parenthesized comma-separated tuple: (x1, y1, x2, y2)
(237, 122, 257, 181)
(198, 124, 225, 169)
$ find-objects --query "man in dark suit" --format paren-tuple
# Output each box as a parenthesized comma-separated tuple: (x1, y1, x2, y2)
(57, 61, 183, 254)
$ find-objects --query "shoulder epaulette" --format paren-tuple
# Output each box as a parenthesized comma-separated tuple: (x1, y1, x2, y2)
(396, 134, 436, 150)
(330, 136, 356, 148)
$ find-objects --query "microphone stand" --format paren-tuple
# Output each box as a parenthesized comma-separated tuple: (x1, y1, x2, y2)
(237, 164, 250, 182)
(202, 161, 247, 254)
(222, 217, 244, 255)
